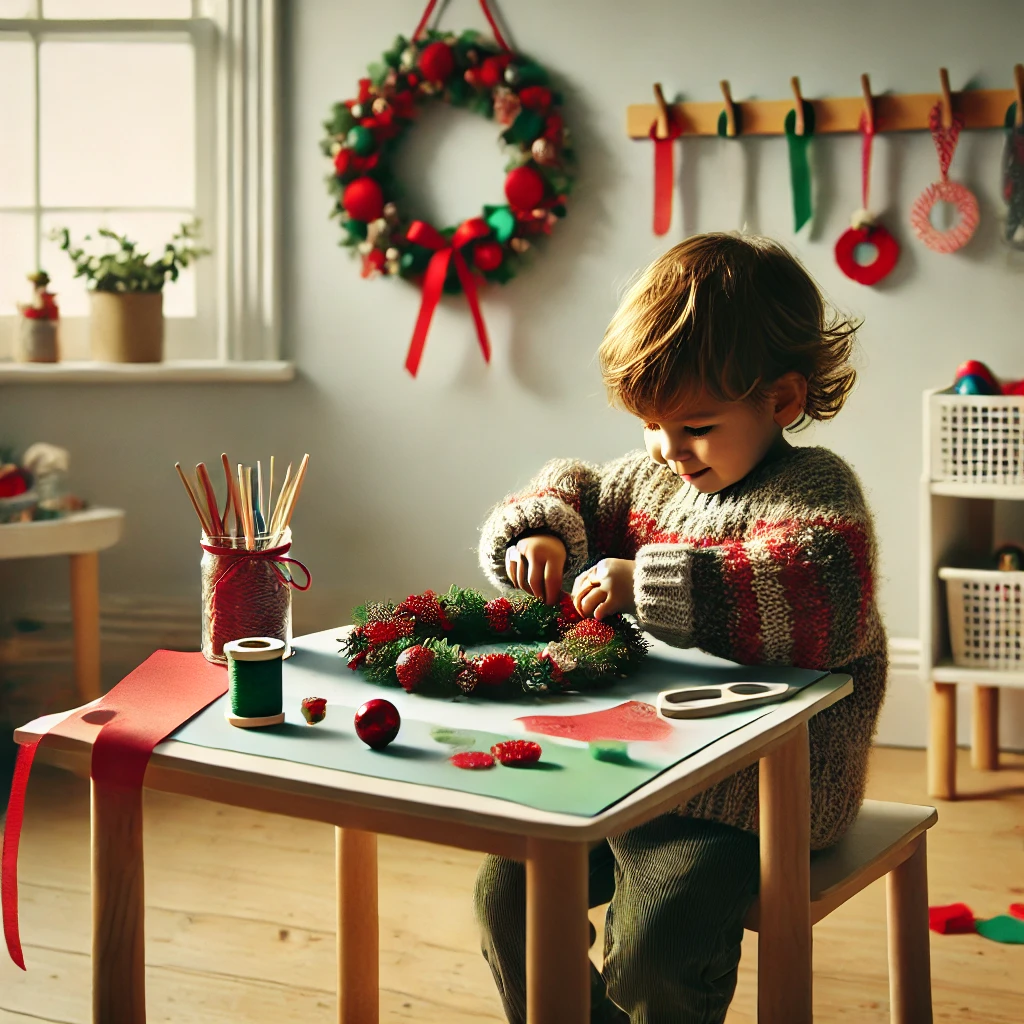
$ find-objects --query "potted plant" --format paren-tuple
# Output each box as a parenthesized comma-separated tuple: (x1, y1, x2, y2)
(53, 221, 209, 363)
(15, 271, 60, 363)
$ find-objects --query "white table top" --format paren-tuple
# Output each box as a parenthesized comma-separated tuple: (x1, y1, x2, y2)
(0, 506, 124, 560)
(17, 653, 852, 845)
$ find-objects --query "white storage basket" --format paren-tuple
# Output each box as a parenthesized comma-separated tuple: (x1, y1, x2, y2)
(928, 391, 1024, 485)
(939, 566, 1024, 669)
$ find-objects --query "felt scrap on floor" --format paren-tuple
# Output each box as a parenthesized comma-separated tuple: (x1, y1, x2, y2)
(975, 915, 1024, 944)
(1008, 903, 1024, 921)
(928, 902, 976, 934)
(517, 700, 673, 743)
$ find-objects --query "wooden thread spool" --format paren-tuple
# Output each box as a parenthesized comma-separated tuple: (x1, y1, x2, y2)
(224, 636, 286, 728)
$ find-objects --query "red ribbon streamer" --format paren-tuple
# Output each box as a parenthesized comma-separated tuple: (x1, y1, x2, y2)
(404, 218, 492, 378)
(859, 111, 875, 211)
(413, 0, 511, 52)
(650, 120, 683, 236)
(199, 540, 313, 593)
(2, 651, 228, 969)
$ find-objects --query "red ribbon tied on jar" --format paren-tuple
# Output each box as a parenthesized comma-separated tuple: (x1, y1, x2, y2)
(404, 218, 493, 378)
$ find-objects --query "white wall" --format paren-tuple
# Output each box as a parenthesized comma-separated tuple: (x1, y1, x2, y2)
(2, 0, 1024, 744)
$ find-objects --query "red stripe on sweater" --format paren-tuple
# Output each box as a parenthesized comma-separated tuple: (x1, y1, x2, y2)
(764, 532, 831, 668)
(720, 539, 764, 663)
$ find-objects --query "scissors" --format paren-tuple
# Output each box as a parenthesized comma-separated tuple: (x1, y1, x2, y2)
(657, 681, 791, 720)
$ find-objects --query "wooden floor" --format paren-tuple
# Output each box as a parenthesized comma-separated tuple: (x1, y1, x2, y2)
(1, 746, 1022, 1024)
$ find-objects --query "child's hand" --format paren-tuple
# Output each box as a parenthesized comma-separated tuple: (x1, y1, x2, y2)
(572, 559, 636, 620)
(504, 533, 566, 605)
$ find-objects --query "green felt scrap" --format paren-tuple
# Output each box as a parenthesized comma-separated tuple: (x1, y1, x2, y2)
(975, 915, 1024, 944)
(590, 741, 631, 766)
(484, 205, 517, 242)
(784, 104, 815, 232)
(430, 727, 476, 749)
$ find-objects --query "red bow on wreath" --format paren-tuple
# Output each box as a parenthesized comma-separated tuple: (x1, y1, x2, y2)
(404, 218, 493, 378)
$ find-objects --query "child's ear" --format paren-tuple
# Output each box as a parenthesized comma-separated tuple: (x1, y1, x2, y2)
(771, 372, 808, 428)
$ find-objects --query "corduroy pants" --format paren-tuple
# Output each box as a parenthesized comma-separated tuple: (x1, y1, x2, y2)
(474, 814, 761, 1024)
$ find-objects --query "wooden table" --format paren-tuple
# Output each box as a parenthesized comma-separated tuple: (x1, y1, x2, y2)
(0, 508, 124, 703)
(16, 649, 851, 1024)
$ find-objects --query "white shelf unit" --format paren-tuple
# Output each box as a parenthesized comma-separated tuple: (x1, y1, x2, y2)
(920, 388, 1024, 800)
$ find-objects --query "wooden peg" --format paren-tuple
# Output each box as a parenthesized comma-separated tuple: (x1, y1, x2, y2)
(1014, 63, 1023, 128)
(860, 73, 875, 133)
(939, 67, 952, 129)
(790, 76, 805, 135)
(653, 83, 670, 139)
(720, 79, 738, 137)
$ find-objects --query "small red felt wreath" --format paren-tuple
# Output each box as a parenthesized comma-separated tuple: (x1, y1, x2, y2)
(910, 180, 979, 254)
(834, 222, 900, 285)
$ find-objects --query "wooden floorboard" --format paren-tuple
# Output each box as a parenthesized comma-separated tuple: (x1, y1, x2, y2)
(1, 746, 1022, 1023)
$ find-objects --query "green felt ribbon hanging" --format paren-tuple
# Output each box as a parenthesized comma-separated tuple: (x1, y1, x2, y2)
(784, 102, 816, 232)
(1003, 101, 1024, 248)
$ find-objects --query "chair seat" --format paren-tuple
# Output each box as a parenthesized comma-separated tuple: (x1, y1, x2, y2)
(745, 799, 938, 930)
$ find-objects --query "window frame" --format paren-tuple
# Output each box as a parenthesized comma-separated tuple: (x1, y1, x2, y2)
(0, 0, 281, 365)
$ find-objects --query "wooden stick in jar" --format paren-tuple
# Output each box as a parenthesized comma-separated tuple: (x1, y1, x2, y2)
(175, 463, 214, 536)
(221, 453, 244, 538)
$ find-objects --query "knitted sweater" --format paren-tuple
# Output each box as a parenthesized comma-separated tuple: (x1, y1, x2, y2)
(479, 444, 886, 850)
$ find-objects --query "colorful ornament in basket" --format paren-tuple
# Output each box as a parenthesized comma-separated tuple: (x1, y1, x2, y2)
(339, 585, 649, 699)
(910, 103, 978, 253)
(321, 0, 574, 378)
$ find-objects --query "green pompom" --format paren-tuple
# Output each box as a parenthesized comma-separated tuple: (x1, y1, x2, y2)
(346, 125, 375, 156)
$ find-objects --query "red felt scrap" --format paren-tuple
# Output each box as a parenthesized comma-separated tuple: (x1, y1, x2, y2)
(516, 700, 673, 743)
(491, 740, 542, 766)
(2, 651, 227, 969)
(928, 902, 976, 934)
(450, 751, 496, 770)
(1009, 903, 1024, 921)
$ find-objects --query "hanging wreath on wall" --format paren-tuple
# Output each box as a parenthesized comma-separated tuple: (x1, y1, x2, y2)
(340, 586, 648, 699)
(321, 1, 575, 376)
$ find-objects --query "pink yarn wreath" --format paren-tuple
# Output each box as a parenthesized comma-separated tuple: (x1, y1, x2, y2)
(910, 180, 979, 253)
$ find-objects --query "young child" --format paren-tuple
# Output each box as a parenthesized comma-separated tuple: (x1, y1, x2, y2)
(474, 233, 886, 1024)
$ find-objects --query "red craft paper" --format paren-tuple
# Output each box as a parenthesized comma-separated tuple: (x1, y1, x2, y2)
(928, 902, 976, 934)
(2, 651, 227, 968)
(517, 700, 673, 743)
(1010, 903, 1024, 921)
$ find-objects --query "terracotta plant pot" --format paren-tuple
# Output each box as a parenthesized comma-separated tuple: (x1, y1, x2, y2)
(89, 291, 164, 363)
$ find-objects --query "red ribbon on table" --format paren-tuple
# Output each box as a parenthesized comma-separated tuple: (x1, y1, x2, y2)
(404, 218, 492, 378)
(650, 119, 683, 236)
(2, 651, 228, 969)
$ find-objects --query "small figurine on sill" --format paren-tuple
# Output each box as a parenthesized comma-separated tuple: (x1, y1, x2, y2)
(15, 271, 60, 363)
(0, 443, 83, 523)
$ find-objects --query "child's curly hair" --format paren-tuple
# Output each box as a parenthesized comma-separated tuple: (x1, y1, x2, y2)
(599, 233, 858, 425)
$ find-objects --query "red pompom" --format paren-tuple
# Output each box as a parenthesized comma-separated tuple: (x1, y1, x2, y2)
(504, 165, 545, 212)
(473, 241, 504, 272)
(419, 41, 455, 83)
(479, 54, 512, 88)
(519, 86, 553, 112)
(472, 652, 518, 687)
(543, 114, 564, 142)
(484, 596, 513, 632)
(343, 176, 384, 222)
(450, 751, 496, 770)
(397, 590, 452, 630)
(563, 619, 616, 644)
(333, 149, 353, 176)
(395, 644, 434, 693)
(491, 740, 542, 766)
(0, 470, 29, 499)
(354, 698, 401, 749)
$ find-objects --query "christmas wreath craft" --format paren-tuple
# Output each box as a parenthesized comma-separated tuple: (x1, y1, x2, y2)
(339, 586, 648, 699)
(321, 2, 575, 377)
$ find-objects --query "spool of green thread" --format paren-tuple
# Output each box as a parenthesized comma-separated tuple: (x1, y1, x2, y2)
(224, 637, 286, 728)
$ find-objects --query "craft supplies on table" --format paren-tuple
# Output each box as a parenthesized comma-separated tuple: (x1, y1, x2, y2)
(225, 636, 287, 728)
(174, 453, 312, 663)
(657, 681, 791, 719)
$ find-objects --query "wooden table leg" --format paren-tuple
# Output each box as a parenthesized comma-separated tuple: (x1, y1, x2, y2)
(70, 551, 102, 703)
(886, 835, 933, 1024)
(91, 780, 146, 1024)
(758, 721, 811, 1024)
(971, 685, 999, 772)
(928, 682, 957, 799)
(526, 837, 589, 1024)
(336, 827, 378, 1024)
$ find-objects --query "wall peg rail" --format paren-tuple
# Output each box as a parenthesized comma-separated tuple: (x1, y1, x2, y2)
(627, 84, 1019, 137)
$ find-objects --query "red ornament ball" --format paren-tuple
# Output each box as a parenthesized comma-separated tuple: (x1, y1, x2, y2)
(473, 241, 504, 273)
(354, 698, 401, 749)
(419, 41, 455, 83)
(450, 751, 496, 770)
(504, 165, 546, 212)
(395, 644, 434, 693)
(491, 740, 542, 766)
(479, 54, 512, 88)
(954, 360, 999, 391)
(343, 177, 384, 223)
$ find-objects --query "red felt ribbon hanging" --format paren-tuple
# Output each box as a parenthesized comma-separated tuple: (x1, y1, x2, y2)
(404, 218, 493, 378)
(2, 651, 228, 969)
(650, 118, 683, 236)
(413, 0, 511, 51)
(834, 109, 900, 285)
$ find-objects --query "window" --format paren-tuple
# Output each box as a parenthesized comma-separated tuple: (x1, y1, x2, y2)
(0, 0, 282, 371)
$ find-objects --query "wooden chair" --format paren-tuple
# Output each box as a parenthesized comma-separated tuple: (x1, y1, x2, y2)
(744, 799, 937, 1023)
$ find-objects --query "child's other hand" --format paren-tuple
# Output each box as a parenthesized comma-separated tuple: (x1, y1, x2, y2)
(504, 534, 566, 605)
(572, 559, 636, 620)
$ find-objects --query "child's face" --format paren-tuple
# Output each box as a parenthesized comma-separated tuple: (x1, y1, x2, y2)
(642, 381, 801, 493)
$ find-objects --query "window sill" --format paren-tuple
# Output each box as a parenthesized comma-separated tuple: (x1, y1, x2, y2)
(0, 360, 295, 384)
